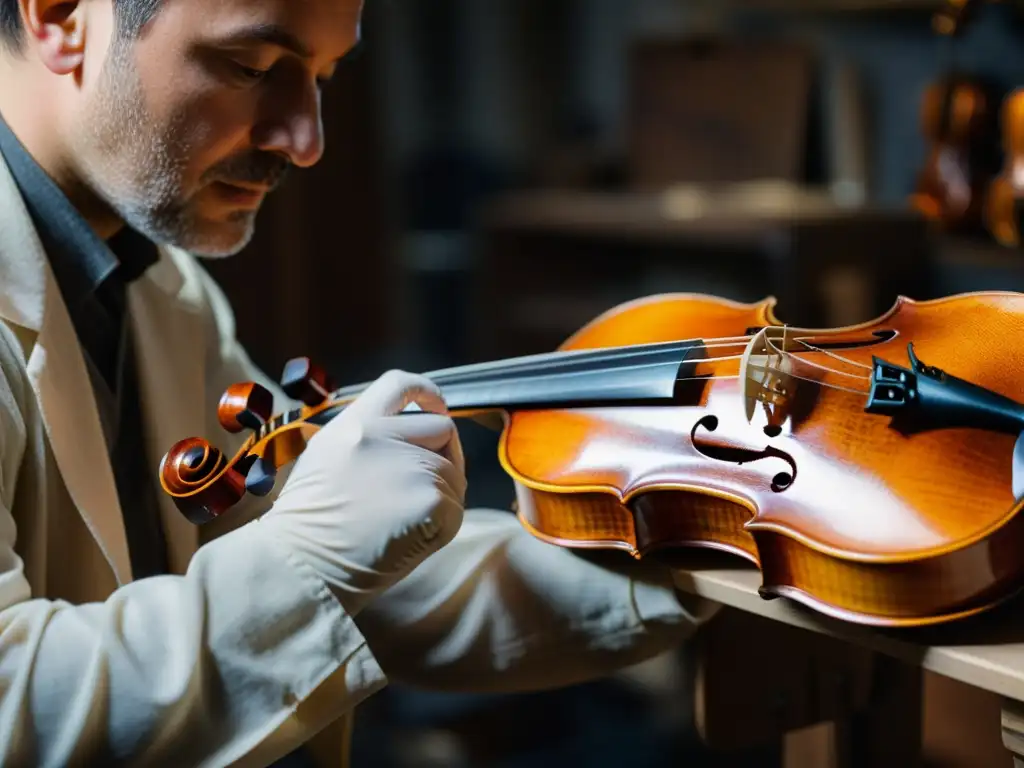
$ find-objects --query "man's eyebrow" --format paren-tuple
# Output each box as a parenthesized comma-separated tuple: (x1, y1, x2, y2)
(216, 23, 314, 59)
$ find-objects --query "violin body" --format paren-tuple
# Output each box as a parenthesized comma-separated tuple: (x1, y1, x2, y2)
(986, 88, 1024, 247)
(502, 292, 1024, 628)
(161, 292, 1024, 628)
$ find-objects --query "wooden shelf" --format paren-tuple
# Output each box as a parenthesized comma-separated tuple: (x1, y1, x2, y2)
(480, 189, 913, 247)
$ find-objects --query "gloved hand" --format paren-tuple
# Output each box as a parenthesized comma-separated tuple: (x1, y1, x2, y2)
(256, 369, 467, 617)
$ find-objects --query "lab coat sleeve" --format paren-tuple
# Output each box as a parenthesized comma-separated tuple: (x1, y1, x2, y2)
(0, 327, 385, 765)
(353, 509, 719, 693)
(0, 518, 384, 767)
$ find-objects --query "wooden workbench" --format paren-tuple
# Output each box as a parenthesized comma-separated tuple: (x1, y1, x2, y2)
(670, 550, 1024, 765)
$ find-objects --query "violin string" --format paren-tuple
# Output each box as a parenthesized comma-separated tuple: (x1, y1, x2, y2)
(776, 336, 875, 373)
(764, 336, 872, 382)
(310, 351, 874, 427)
(737, 336, 873, 394)
(416, 334, 760, 381)
(333, 342, 756, 398)
(332, 353, 751, 407)
(751, 327, 871, 382)
(676, 371, 869, 397)
(320, 358, 871, 415)
(423, 336, 872, 387)
(329, 330, 891, 401)
(339, 320, 896, 393)
(331, 338, 746, 396)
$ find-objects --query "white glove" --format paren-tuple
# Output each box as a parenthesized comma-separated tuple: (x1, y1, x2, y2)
(257, 369, 467, 617)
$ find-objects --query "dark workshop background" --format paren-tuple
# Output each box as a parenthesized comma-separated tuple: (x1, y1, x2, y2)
(201, 1, 1024, 765)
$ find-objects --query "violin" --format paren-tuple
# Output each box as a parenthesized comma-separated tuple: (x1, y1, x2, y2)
(161, 292, 1024, 629)
(909, 0, 1000, 232)
(933, 0, 1012, 34)
(985, 88, 1024, 247)
(931, 0, 982, 34)
(909, 74, 998, 232)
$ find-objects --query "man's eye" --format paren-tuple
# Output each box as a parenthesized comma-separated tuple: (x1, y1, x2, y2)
(233, 62, 269, 82)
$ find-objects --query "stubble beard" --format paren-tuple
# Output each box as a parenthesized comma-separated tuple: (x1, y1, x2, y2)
(73, 39, 258, 257)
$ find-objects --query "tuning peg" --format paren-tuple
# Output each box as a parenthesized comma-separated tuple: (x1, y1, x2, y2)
(245, 456, 277, 496)
(281, 356, 336, 407)
(218, 382, 274, 433)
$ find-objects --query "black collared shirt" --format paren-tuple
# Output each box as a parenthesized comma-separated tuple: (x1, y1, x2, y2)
(0, 115, 169, 580)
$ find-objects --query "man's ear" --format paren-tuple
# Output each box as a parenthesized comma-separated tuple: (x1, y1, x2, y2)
(19, 0, 87, 75)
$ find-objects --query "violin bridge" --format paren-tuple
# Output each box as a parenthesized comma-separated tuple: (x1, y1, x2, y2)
(740, 326, 799, 425)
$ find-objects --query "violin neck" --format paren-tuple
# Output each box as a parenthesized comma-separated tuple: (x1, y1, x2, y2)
(330, 340, 709, 414)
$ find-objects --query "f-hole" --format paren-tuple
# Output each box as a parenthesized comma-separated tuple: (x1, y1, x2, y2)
(690, 415, 797, 492)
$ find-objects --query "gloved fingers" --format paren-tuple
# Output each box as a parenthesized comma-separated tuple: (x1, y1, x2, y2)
(377, 413, 468, 502)
(429, 486, 466, 549)
(432, 439, 468, 505)
(397, 412, 467, 481)
(446, 425, 466, 487)
(348, 370, 448, 418)
(379, 412, 458, 454)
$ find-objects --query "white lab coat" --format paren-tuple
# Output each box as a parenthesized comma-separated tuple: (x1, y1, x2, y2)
(0, 150, 711, 767)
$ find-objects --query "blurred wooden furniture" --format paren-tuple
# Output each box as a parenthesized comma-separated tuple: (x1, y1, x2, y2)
(626, 38, 815, 190)
(674, 550, 1024, 766)
(471, 188, 933, 362)
(694, 606, 922, 768)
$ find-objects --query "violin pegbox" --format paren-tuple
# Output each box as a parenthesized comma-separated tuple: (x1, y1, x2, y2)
(159, 357, 336, 524)
(218, 382, 274, 434)
(281, 356, 337, 407)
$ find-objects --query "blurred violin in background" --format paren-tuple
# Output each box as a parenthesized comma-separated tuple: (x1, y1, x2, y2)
(985, 88, 1024, 246)
(932, 0, 985, 33)
(909, 75, 998, 232)
(910, 0, 1001, 233)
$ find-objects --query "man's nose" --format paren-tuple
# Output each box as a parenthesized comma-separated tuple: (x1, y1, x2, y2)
(253, 83, 325, 168)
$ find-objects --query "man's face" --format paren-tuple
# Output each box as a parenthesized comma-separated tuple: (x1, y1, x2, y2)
(68, 0, 362, 256)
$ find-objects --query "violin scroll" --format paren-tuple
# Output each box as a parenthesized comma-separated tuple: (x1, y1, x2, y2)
(161, 355, 343, 523)
(159, 436, 246, 525)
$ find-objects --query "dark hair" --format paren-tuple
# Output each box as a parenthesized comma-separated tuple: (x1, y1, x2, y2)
(0, 0, 163, 54)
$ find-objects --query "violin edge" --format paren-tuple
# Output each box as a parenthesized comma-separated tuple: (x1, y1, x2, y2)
(512, 480, 1024, 629)
(755, 583, 1018, 629)
(556, 289, 1024, 348)
(766, 289, 1024, 332)
(754, 516, 1024, 628)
